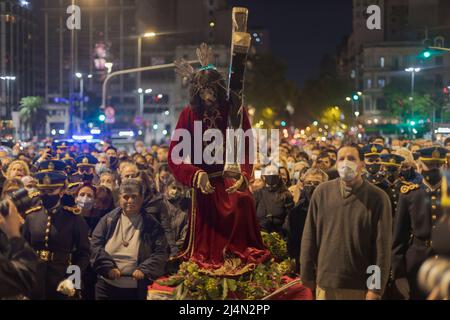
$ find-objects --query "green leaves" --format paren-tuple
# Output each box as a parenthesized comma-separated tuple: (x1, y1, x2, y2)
(261, 231, 288, 261)
(19, 96, 47, 139)
(161, 233, 295, 300)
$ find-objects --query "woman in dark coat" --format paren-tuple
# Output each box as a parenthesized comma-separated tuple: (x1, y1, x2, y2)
(90, 179, 169, 300)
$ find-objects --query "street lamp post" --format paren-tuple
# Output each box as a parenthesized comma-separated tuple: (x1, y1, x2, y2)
(138, 88, 144, 120)
(137, 32, 156, 91)
(75, 73, 84, 125)
(405, 67, 421, 117)
(75, 73, 92, 130)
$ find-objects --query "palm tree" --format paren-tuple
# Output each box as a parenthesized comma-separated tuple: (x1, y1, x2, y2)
(19, 96, 47, 139)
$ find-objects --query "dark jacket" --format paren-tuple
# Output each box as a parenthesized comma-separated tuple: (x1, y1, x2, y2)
(284, 194, 309, 273)
(254, 184, 294, 235)
(90, 208, 169, 299)
(22, 205, 91, 300)
(391, 182, 441, 299)
(0, 233, 38, 298)
(163, 198, 188, 257)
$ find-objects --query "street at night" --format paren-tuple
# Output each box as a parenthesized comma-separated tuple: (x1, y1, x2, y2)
(1, 0, 450, 311)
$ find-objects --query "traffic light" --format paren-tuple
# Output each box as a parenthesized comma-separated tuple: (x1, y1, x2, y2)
(352, 94, 360, 101)
(419, 47, 433, 59)
(99, 114, 106, 122)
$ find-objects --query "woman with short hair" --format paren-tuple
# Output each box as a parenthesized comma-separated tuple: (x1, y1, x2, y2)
(90, 179, 169, 300)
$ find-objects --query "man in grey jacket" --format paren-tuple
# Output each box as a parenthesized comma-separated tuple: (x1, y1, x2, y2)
(300, 143, 392, 300)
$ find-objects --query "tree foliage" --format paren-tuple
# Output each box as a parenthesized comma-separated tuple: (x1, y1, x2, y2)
(384, 76, 443, 121)
(245, 54, 301, 126)
(297, 55, 352, 126)
(19, 96, 48, 139)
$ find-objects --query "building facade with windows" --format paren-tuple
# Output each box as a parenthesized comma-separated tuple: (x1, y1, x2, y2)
(0, 0, 42, 123)
(340, 0, 450, 126)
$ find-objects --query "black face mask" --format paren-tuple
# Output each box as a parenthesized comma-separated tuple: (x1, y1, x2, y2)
(41, 194, 60, 210)
(423, 168, 442, 186)
(82, 173, 94, 182)
(110, 157, 118, 165)
(264, 175, 280, 190)
(303, 185, 316, 202)
(385, 167, 398, 182)
(400, 168, 415, 181)
(367, 164, 381, 175)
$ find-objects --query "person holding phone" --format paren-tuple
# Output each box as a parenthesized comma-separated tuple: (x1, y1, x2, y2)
(0, 199, 38, 298)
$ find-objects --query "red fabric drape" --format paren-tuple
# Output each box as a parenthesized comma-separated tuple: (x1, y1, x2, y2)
(168, 105, 270, 271)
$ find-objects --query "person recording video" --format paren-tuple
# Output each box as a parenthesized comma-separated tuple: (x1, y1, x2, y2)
(0, 199, 38, 298)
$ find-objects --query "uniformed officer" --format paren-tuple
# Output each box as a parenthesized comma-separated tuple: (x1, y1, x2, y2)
(362, 144, 385, 188)
(36, 159, 67, 174)
(31, 144, 55, 173)
(380, 153, 406, 217)
(60, 153, 77, 176)
(70, 154, 99, 184)
(22, 171, 91, 300)
(391, 147, 447, 300)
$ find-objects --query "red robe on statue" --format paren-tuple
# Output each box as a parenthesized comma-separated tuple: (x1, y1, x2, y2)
(168, 103, 271, 275)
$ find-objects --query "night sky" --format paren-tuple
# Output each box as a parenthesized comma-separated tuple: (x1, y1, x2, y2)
(230, 0, 353, 87)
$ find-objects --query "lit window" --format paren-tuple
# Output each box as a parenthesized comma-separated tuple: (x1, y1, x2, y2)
(380, 57, 385, 68)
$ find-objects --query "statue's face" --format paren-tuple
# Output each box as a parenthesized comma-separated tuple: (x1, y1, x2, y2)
(200, 86, 217, 106)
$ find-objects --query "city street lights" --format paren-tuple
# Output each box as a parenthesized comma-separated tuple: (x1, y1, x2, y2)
(137, 88, 152, 125)
(137, 31, 157, 90)
(405, 67, 421, 117)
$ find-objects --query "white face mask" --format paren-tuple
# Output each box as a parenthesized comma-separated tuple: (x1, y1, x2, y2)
(337, 160, 359, 182)
(76, 196, 94, 211)
(96, 163, 108, 175)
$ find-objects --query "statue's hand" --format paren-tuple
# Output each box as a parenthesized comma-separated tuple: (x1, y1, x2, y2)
(226, 175, 246, 194)
(197, 172, 215, 194)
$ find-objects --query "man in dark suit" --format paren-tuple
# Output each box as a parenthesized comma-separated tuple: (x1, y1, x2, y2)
(392, 147, 447, 300)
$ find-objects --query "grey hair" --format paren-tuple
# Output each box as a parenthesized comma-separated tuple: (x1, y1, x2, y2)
(119, 178, 145, 196)
(301, 168, 329, 182)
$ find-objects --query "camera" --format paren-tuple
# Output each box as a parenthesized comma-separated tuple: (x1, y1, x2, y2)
(0, 189, 35, 217)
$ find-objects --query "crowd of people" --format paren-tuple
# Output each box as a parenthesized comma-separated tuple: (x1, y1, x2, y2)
(0, 133, 449, 300)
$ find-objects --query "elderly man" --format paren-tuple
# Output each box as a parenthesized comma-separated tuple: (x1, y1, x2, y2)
(285, 168, 328, 273)
(301, 143, 392, 300)
(91, 179, 169, 300)
(95, 154, 110, 176)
